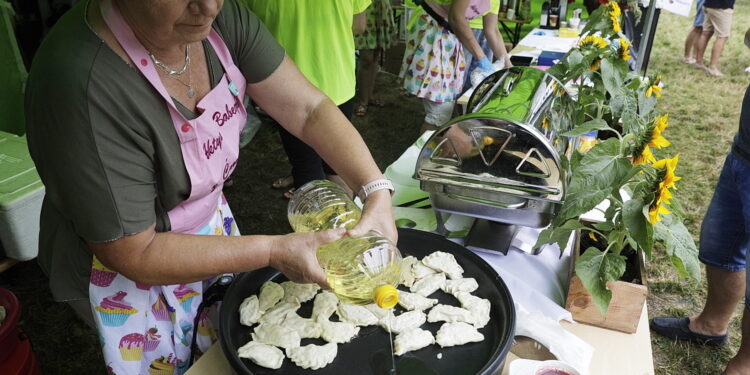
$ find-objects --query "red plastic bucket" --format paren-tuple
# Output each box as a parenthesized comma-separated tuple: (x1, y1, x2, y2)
(0, 332, 41, 375)
(0, 288, 21, 362)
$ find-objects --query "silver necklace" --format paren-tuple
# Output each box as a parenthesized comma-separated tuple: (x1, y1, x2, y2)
(166, 64, 195, 98)
(148, 44, 190, 76)
(149, 44, 195, 98)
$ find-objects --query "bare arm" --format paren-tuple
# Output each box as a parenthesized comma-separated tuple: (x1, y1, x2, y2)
(353, 12, 367, 35)
(449, 0, 485, 61)
(248, 55, 397, 242)
(89, 225, 345, 287)
(482, 13, 512, 68)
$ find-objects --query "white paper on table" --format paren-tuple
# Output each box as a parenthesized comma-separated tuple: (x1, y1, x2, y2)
(518, 35, 578, 52)
(467, 230, 575, 323)
(515, 305, 594, 375)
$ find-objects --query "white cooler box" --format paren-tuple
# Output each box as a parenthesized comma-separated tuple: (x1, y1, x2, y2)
(0, 131, 44, 261)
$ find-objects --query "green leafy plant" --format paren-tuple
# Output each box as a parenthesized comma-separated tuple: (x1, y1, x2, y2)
(537, 2, 701, 315)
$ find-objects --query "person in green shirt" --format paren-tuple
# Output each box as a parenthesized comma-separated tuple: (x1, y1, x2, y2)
(241, 0, 371, 198)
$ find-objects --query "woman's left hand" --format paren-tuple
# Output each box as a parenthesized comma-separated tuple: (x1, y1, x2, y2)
(349, 190, 398, 244)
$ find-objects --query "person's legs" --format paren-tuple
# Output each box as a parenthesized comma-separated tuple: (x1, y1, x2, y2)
(356, 49, 379, 115)
(705, 8, 732, 76)
(421, 99, 455, 134)
(279, 128, 326, 191)
(694, 29, 713, 69)
(685, 0, 706, 62)
(707, 36, 728, 76)
(725, 309, 750, 374)
(683, 26, 703, 63)
(651, 153, 748, 345)
(690, 266, 745, 335)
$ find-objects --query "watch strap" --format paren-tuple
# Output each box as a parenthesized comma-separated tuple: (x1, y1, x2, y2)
(357, 179, 395, 202)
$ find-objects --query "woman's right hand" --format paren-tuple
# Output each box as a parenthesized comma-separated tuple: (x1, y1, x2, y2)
(268, 229, 346, 288)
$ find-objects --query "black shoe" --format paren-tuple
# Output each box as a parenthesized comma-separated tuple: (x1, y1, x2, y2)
(649, 317, 728, 346)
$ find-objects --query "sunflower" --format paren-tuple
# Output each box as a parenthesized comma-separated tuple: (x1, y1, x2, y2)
(588, 232, 599, 242)
(610, 13, 621, 33)
(633, 144, 655, 165)
(633, 114, 670, 165)
(648, 155, 681, 224)
(609, 1, 621, 16)
(580, 35, 609, 49)
(618, 37, 631, 61)
(649, 114, 670, 148)
(589, 58, 602, 71)
(646, 74, 662, 98)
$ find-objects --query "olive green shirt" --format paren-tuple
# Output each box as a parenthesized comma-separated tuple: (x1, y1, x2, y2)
(25, 0, 285, 301)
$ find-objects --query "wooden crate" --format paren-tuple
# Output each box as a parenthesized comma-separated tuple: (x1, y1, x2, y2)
(565, 231, 648, 334)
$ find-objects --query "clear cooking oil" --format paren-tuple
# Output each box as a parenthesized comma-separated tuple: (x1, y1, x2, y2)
(316, 231, 401, 306)
(288, 180, 360, 232)
(288, 180, 402, 308)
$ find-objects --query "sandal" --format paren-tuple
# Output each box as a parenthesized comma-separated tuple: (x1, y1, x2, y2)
(271, 175, 293, 189)
(370, 99, 386, 108)
(282, 187, 297, 200)
(354, 103, 368, 117)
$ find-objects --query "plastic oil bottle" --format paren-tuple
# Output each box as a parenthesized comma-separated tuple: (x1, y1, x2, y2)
(288, 180, 401, 309)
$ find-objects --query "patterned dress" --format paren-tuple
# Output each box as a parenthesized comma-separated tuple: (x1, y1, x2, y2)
(355, 0, 397, 51)
(91, 194, 239, 375)
(398, 12, 466, 103)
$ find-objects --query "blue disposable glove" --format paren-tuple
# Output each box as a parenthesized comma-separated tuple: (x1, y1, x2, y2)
(477, 57, 493, 72)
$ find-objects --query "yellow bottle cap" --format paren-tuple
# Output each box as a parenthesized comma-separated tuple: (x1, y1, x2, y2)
(373, 285, 399, 309)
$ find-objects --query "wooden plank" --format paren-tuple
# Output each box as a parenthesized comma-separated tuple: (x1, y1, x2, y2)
(566, 275, 647, 333)
(184, 343, 234, 375)
(565, 231, 648, 333)
(0, 258, 18, 273)
(563, 304, 655, 375)
(500, 304, 655, 375)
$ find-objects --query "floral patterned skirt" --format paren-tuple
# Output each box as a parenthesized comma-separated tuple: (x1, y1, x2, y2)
(398, 12, 466, 103)
(355, 0, 397, 51)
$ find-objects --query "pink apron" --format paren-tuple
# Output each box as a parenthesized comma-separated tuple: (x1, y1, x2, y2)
(89, 1, 247, 374)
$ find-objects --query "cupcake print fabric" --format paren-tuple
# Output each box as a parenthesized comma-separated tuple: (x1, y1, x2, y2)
(354, 0, 396, 51)
(90, 194, 239, 375)
(399, 12, 466, 104)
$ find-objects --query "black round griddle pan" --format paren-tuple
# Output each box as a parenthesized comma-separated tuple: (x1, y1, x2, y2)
(219, 228, 515, 375)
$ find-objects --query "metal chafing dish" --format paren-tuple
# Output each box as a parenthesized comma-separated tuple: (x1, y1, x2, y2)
(415, 67, 578, 253)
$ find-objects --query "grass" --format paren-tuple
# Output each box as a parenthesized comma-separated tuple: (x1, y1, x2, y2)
(645, 4, 750, 374)
(1, 5, 749, 374)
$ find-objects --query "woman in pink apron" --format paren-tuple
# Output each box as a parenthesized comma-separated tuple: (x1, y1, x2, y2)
(26, 0, 397, 374)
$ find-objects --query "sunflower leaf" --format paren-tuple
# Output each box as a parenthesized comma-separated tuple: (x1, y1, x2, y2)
(575, 247, 627, 316)
(601, 59, 625, 97)
(623, 199, 654, 257)
(654, 214, 701, 282)
(556, 139, 632, 222)
(561, 119, 611, 137)
(534, 220, 583, 251)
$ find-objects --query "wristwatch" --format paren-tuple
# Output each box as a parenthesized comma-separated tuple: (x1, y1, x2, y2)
(357, 179, 395, 202)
